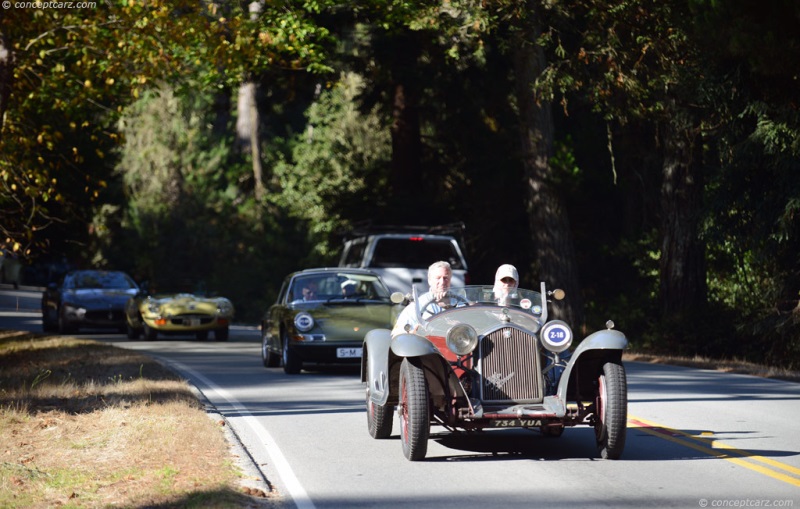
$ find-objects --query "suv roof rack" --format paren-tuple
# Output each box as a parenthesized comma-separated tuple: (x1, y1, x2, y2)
(341, 221, 466, 240)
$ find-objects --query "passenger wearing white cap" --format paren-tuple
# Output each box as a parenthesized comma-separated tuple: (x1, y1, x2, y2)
(493, 264, 519, 305)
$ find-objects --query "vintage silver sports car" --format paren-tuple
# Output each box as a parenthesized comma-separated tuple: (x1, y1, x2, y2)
(362, 283, 628, 461)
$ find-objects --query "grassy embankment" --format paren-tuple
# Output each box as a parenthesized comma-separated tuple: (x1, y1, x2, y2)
(0, 330, 274, 509)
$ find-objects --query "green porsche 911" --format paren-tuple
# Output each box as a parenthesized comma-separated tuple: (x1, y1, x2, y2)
(261, 268, 399, 374)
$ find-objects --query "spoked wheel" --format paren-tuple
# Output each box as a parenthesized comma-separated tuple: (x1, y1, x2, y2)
(399, 358, 430, 461)
(594, 360, 628, 459)
(366, 387, 393, 439)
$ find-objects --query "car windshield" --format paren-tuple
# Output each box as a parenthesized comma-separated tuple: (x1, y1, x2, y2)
(290, 273, 391, 303)
(412, 285, 545, 321)
(370, 237, 465, 270)
(69, 271, 137, 290)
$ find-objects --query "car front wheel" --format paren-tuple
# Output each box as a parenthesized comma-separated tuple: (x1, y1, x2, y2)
(57, 308, 77, 335)
(126, 321, 140, 340)
(143, 323, 158, 341)
(594, 360, 628, 459)
(215, 327, 229, 342)
(366, 387, 393, 439)
(399, 358, 430, 461)
(262, 331, 280, 368)
(282, 332, 302, 374)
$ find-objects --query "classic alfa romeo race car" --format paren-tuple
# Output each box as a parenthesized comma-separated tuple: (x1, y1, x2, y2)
(362, 283, 628, 461)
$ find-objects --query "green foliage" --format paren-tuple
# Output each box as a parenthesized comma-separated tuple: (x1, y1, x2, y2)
(1, 0, 799, 367)
(271, 72, 391, 259)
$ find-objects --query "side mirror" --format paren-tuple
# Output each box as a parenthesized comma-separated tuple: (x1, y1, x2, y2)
(390, 291, 408, 305)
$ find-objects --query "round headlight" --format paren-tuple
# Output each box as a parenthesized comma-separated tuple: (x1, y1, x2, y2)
(446, 324, 479, 356)
(294, 312, 314, 332)
(540, 320, 573, 353)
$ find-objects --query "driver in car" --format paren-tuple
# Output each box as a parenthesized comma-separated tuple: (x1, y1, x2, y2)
(392, 260, 458, 336)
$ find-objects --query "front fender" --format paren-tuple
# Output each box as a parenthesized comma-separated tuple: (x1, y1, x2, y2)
(390, 332, 439, 358)
(363, 328, 393, 405)
(557, 329, 627, 402)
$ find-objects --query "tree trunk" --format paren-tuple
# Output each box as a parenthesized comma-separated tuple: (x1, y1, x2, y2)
(0, 27, 14, 139)
(659, 112, 706, 321)
(389, 33, 423, 220)
(512, 13, 584, 328)
(236, 81, 265, 201)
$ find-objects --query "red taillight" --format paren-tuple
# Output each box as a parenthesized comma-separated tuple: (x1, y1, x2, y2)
(464, 272, 470, 285)
(409, 236, 424, 242)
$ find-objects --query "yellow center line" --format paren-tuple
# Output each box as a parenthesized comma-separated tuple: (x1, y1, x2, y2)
(628, 415, 800, 488)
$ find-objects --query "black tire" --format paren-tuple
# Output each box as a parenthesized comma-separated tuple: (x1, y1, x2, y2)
(41, 308, 55, 333)
(399, 358, 430, 461)
(196, 331, 209, 341)
(215, 327, 229, 342)
(262, 331, 280, 368)
(143, 323, 158, 341)
(594, 361, 628, 459)
(126, 321, 140, 340)
(282, 332, 302, 374)
(57, 308, 77, 335)
(366, 387, 393, 439)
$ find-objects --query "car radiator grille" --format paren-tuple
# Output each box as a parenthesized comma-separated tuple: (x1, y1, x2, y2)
(170, 314, 214, 326)
(478, 327, 544, 403)
(85, 310, 125, 322)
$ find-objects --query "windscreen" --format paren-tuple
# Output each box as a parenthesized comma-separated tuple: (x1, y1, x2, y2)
(370, 238, 464, 269)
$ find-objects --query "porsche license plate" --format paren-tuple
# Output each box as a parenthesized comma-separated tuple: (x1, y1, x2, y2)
(337, 347, 362, 358)
(186, 318, 201, 326)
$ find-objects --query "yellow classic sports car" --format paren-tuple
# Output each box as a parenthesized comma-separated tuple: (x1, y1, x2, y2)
(125, 291, 234, 341)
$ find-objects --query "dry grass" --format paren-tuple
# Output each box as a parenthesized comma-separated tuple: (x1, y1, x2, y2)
(0, 330, 274, 508)
(623, 351, 800, 383)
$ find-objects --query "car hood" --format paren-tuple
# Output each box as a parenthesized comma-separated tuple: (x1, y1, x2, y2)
(145, 294, 234, 316)
(64, 288, 138, 307)
(294, 303, 394, 336)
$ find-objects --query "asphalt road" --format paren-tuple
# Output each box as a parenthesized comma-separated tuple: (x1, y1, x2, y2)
(2, 285, 799, 509)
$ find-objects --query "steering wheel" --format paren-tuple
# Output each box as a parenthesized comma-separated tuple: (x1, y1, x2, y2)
(420, 292, 470, 316)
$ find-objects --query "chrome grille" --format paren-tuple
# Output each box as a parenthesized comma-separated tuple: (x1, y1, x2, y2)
(478, 327, 544, 403)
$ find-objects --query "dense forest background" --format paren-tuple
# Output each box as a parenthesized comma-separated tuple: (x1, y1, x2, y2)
(1, 1, 798, 368)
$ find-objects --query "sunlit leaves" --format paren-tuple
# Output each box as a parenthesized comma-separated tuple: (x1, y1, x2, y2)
(1, 0, 339, 253)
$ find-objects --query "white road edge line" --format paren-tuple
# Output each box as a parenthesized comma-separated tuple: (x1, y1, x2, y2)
(165, 359, 316, 509)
